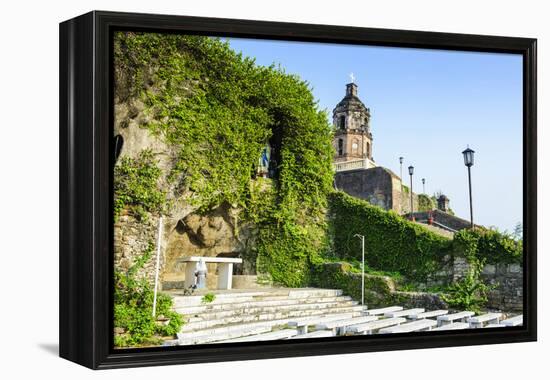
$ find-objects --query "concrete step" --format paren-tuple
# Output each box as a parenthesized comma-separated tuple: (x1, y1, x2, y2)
(379, 318, 437, 334)
(178, 314, 346, 343)
(384, 308, 425, 318)
(501, 315, 523, 327)
(431, 322, 469, 331)
(170, 288, 344, 307)
(175, 295, 354, 315)
(178, 324, 274, 345)
(468, 313, 502, 328)
(346, 317, 407, 335)
(364, 306, 403, 316)
(179, 305, 366, 332)
(181, 300, 359, 321)
(288, 330, 335, 339)
(217, 329, 299, 343)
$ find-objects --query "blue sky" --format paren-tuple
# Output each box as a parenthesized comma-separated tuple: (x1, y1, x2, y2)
(225, 37, 523, 233)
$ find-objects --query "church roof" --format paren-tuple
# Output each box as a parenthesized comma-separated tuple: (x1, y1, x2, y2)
(333, 83, 369, 114)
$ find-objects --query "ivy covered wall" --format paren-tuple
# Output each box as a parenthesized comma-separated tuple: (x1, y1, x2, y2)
(327, 191, 453, 282)
(113, 32, 334, 287)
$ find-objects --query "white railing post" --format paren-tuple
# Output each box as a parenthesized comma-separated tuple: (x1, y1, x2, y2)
(152, 216, 163, 317)
(354, 234, 366, 307)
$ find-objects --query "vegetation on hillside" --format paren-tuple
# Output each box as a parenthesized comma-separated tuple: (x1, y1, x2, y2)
(113, 32, 523, 319)
(114, 242, 183, 347)
(328, 191, 453, 282)
(114, 32, 334, 287)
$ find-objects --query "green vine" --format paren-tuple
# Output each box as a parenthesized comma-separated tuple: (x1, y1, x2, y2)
(114, 241, 183, 347)
(453, 227, 522, 264)
(114, 149, 165, 221)
(441, 257, 497, 313)
(328, 191, 452, 282)
(114, 32, 334, 286)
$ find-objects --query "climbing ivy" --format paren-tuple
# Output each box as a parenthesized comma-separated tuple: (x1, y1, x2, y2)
(441, 257, 497, 313)
(328, 191, 452, 282)
(114, 149, 166, 221)
(453, 228, 522, 265)
(114, 32, 334, 286)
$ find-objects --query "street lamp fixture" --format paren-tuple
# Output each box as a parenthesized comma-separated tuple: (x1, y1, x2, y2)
(422, 178, 426, 194)
(462, 146, 475, 228)
(408, 165, 414, 220)
(462, 146, 475, 167)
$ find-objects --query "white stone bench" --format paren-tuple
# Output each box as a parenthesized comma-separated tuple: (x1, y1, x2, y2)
(346, 317, 407, 335)
(315, 316, 378, 335)
(468, 313, 502, 328)
(501, 315, 523, 327)
(178, 256, 242, 290)
(431, 322, 469, 331)
(287, 313, 353, 334)
(379, 318, 437, 334)
(384, 308, 425, 318)
(437, 311, 475, 326)
(484, 324, 506, 328)
(409, 310, 448, 320)
(219, 328, 298, 343)
(288, 330, 335, 339)
(364, 306, 403, 316)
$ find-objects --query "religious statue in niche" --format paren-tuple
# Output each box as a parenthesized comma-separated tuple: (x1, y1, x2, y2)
(257, 143, 271, 178)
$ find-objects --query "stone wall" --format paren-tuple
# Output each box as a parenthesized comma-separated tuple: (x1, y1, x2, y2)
(335, 167, 418, 214)
(411, 210, 473, 232)
(451, 258, 523, 311)
(425, 256, 523, 312)
(114, 213, 164, 284)
(481, 263, 523, 311)
(391, 291, 448, 310)
(162, 203, 257, 288)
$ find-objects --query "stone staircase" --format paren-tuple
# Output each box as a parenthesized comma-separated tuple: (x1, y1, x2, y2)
(166, 288, 522, 346)
(168, 288, 364, 345)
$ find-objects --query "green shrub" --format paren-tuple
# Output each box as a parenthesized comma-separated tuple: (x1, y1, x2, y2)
(328, 191, 452, 282)
(453, 228, 522, 264)
(441, 257, 497, 313)
(114, 242, 183, 347)
(201, 293, 216, 304)
(312, 261, 395, 307)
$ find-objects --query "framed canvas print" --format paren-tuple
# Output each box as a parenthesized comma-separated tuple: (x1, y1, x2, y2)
(59, 11, 537, 369)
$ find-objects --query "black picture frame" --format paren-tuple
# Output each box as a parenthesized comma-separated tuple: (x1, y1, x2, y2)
(59, 10, 537, 370)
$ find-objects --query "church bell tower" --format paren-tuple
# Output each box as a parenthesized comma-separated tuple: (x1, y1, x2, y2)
(333, 81, 374, 166)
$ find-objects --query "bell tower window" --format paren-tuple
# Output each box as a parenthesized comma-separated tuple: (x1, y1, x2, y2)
(338, 139, 344, 156)
(339, 115, 346, 130)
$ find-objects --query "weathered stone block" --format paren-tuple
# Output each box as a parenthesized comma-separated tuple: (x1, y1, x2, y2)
(483, 264, 496, 275)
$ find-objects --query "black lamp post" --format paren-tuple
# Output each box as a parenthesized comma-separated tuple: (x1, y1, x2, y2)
(462, 146, 475, 228)
(408, 165, 414, 220)
(422, 178, 426, 194)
